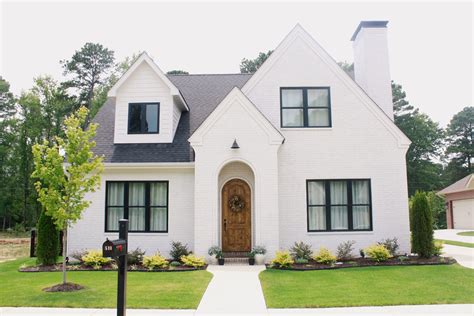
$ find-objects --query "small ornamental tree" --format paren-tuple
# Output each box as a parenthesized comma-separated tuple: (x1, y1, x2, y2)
(410, 191, 434, 258)
(36, 211, 59, 265)
(32, 106, 103, 288)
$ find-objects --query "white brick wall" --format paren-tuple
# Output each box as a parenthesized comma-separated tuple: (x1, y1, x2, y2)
(245, 32, 410, 254)
(68, 166, 195, 257)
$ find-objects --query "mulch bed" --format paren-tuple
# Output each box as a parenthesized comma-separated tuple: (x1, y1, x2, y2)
(19, 263, 207, 273)
(43, 282, 84, 292)
(266, 256, 457, 271)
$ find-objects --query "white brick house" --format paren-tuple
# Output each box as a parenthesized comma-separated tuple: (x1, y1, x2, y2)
(68, 22, 411, 260)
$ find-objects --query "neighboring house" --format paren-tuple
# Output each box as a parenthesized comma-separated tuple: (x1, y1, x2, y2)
(438, 174, 474, 230)
(68, 21, 412, 260)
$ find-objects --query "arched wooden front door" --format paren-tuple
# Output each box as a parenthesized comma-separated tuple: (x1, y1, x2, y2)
(221, 179, 251, 252)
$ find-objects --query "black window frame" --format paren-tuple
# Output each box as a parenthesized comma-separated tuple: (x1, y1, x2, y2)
(306, 179, 372, 232)
(280, 87, 332, 128)
(105, 180, 169, 233)
(127, 102, 160, 134)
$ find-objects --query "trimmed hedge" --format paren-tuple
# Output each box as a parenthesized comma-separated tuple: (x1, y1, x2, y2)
(36, 211, 59, 265)
(411, 191, 434, 258)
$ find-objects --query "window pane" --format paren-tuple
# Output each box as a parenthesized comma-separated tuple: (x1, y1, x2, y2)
(129, 207, 145, 231)
(145, 104, 158, 132)
(308, 108, 330, 127)
(352, 180, 369, 204)
(150, 207, 167, 231)
(353, 206, 370, 230)
(150, 182, 167, 206)
(107, 183, 124, 206)
(308, 206, 326, 230)
(282, 109, 303, 127)
(129, 183, 145, 206)
(128, 104, 142, 133)
(307, 89, 329, 107)
(282, 89, 303, 107)
(331, 206, 348, 230)
(308, 181, 325, 205)
(107, 207, 124, 231)
(330, 181, 347, 204)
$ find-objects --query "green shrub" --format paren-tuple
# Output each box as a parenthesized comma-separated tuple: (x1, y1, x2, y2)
(252, 245, 267, 255)
(170, 261, 181, 267)
(127, 247, 145, 265)
(36, 211, 59, 266)
(365, 244, 391, 262)
(271, 251, 294, 268)
(377, 237, 399, 256)
(142, 253, 168, 270)
(433, 240, 444, 256)
(411, 191, 434, 258)
(312, 247, 337, 265)
(82, 250, 112, 269)
(181, 254, 206, 268)
(290, 241, 312, 260)
(295, 258, 308, 264)
(170, 241, 190, 261)
(208, 245, 221, 257)
(336, 240, 355, 260)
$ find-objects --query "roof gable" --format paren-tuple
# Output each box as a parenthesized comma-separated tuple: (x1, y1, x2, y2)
(242, 24, 411, 148)
(438, 174, 474, 195)
(189, 87, 284, 146)
(108, 52, 189, 111)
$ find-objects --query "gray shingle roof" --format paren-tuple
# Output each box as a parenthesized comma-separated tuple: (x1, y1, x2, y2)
(93, 73, 252, 163)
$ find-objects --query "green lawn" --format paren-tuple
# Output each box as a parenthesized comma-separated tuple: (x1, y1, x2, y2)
(0, 258, 212, 309)
(457, 231, 474, 237)
(436, 239, 474, 248)
(259, 265, 474, 308)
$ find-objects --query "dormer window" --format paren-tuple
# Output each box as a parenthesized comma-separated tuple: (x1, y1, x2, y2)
(128, 102, 160, 134)
(280, 87, 331, 128)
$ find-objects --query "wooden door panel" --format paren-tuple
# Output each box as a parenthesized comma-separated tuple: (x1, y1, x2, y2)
(222, 179, 251, 252)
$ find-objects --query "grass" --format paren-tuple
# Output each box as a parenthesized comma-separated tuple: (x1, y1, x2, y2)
(457, 231, 474, 237)
(435, 239, 474, 248)
(0, 258, 212, 309)
(259, 265, 474, 308)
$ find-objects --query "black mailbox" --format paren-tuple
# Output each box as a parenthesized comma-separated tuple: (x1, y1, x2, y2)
(103, 238, 127, 258)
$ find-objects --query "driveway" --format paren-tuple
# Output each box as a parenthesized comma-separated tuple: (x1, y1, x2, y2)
(435, 229, 474, 269)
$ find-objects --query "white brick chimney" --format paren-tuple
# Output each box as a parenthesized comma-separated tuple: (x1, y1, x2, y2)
(351, 21, 393, 120)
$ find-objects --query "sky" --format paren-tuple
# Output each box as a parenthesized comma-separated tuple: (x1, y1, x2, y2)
(1, 0, 472, 126)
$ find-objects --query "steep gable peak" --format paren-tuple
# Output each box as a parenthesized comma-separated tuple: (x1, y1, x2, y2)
(107, 52, 188, 111)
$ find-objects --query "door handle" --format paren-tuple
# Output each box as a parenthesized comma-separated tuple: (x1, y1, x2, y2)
(224, 219, 227, 232)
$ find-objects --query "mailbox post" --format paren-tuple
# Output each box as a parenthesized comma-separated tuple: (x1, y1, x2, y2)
(103, 219, 128, 316)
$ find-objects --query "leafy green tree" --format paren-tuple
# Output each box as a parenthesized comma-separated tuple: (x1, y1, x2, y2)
(445, 106, 473, 182)
(410, 191, 434, 258)
(0, 77, 20, 229)
(36, 211, 59, 265)
(32, 106, 103, 286)
(426, 191, 446, 229)
(240, 50, 273, 73)
(392, 82, 445, 195)
(61, 43, 115, 122)
(167, 70, 189, 75)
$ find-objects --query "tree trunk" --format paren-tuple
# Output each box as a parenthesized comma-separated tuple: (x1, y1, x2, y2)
(62, 227, 68, 285)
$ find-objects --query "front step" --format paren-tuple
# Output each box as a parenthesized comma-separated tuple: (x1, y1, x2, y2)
(222, 252, 250, 265)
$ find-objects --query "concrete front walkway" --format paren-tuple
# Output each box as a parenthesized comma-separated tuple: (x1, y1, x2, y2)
(196, 265, 267, 315)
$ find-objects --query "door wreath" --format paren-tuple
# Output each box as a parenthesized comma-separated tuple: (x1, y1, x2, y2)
(229, 195, 245, 212)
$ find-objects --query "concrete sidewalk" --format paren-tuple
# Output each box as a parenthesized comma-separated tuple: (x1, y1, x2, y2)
(1, 305, 473, 316)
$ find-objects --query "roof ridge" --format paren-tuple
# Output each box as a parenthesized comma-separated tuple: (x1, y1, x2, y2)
(166, 73, 253, 77)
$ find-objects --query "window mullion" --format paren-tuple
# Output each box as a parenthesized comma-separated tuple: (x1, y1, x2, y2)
(348, 181, 353, 230)
(145, 182, 150, 232)
(124, 182, 129, 221)
(325, 181, 331, 231)
(303, 88, 308, 127)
